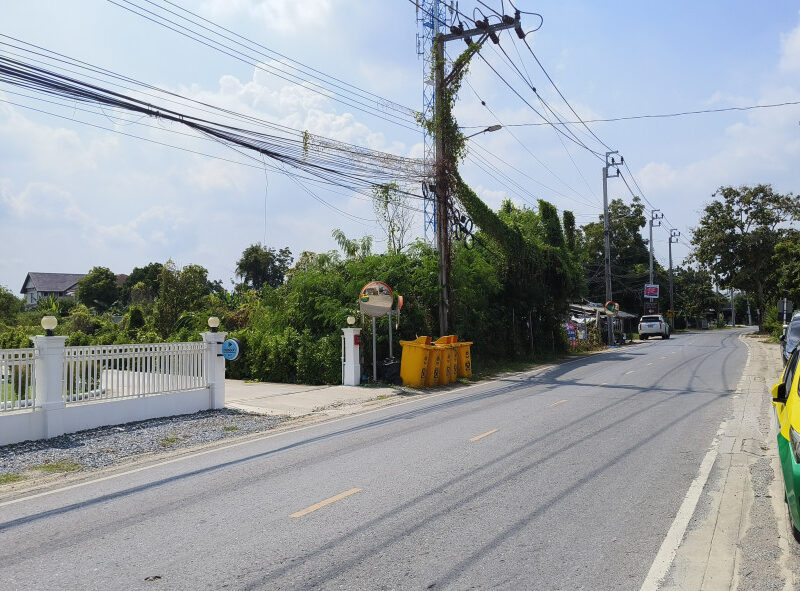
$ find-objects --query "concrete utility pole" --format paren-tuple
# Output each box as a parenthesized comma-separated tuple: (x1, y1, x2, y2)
(433, 14, 520, 337)
(668, 229, 680, 325)
(602, 151, 621, 346)
(648, 209, 663, 285)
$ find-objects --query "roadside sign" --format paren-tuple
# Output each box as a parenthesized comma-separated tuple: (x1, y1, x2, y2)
(222, 338, 242, 361)
(644, 284, 659, 298)
(605, 301, 619, 315)
(666, 309, 675, 319)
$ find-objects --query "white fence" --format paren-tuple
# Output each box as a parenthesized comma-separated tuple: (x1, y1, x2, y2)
(63, 342, 207, 403)
(0, 348, 36, 411)
(0, 332, 226, 446)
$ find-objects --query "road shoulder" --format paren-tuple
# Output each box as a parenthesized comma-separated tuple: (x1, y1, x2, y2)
(655, 333, 798, 591)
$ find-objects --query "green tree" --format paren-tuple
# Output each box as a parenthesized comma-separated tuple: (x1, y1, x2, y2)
(562, 210, 576, 251)
(578, 196, 649, 313)
(120, 262, 163, 304)
(331, 229, 373, 260)
(539, 200, 565, 248)
(672, 267, 719, 322)
(372, 183, 413, 254)
(691, 184, 800, 330)
(0, 285, 22, 324)
(235, 244, 293, 290)
(77, 267, 120, 312)
(154, 261, 213, 337)
(774, 232, 800, 305)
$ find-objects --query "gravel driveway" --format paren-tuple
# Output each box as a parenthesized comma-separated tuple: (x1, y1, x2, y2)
(0, 409, 289, 479)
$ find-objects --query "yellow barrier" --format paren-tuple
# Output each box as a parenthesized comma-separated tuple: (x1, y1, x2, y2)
(399, 336, 431, 387)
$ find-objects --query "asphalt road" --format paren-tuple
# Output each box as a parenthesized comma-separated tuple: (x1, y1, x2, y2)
(0, 329, 747, 590)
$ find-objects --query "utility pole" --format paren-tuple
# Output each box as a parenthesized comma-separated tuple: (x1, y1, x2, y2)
(668, 229, 680, 325)
(433, 13, 520, 336)
(730, 288, 736, 326)
(603, 151, 621, 346)
(648, 209, 663, 285)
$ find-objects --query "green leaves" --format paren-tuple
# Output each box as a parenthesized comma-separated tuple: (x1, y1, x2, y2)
(691, 184, 799, 326)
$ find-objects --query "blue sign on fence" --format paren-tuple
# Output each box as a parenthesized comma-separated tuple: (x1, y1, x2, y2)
(221, 338, 241, 361)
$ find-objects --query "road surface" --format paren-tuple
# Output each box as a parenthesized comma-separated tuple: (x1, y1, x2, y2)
(0, 329, 747, 590)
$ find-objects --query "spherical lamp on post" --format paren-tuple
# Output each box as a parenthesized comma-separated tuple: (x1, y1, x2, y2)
(346, 316, 356, 327)
(207, 316, 220, 333)
(41, 315, 58, 337)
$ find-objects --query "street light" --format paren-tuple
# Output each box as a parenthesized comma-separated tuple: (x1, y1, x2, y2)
(463, 124, 502, 139)
(207, 316, 220, 333)
(41, 316, 57, 336)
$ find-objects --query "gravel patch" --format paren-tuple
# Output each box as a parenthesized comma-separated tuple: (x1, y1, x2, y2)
(0, 409, 290, 477)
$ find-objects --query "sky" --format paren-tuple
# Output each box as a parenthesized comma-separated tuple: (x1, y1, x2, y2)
(1, 0, 799, 295)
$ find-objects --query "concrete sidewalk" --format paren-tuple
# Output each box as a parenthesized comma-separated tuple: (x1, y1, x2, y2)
(224, 379, 407, 418)
(658, 333, 800, 591)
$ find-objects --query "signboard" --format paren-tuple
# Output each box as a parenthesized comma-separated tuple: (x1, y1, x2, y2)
(566, 322, 577, 346)
(666, 309, 675, 319)
(644, 284, 660, 298)
(221, 338, 242, 361)
(604, 301, 619, 316)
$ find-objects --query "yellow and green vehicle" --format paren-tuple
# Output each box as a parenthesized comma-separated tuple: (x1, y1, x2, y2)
(773, 347, 800, 541)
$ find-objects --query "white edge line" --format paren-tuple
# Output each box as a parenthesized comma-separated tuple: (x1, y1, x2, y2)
(639, 332, 752, 591)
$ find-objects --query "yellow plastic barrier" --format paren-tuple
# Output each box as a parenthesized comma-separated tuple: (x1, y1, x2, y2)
(424, 345, 442, 387)
(453, 341, 473, 378)
(399, 336, 431, 388)
(434, 336, 456, 385)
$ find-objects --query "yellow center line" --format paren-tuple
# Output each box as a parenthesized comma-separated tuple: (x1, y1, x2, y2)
(647, 362, 653, 366)
(660, 356, 667, 359)
(625, 370, 635, 375)
(469, 428, 499, 442)
(549, 399, 567, 408)
(290, 488, 361, 518)
(600, 382, 607, 386)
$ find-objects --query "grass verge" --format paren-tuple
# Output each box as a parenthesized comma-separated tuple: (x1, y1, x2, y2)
(31, 459, 83, 473)
(158, 436, 181, 447)
(0, 472, 24, 485)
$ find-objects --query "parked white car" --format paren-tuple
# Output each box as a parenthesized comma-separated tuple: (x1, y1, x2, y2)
(638, 315, 670, 340)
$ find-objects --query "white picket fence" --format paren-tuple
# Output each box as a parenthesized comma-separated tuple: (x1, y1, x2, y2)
(0, 333, 227, 446)
(63, 342, 207, 403)
(0, 348, 36, 411)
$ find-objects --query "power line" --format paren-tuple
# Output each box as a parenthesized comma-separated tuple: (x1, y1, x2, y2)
(461, 99, 800, 128)
(107, 0, 420, 131)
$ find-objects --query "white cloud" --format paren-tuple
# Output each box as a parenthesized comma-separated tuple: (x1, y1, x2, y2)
(780, 17, 800, 71)
(199, 0, 333, 35)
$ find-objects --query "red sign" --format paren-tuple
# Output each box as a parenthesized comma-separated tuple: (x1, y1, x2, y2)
(354, 334, 361, 346)
(644, 284, 659, 298)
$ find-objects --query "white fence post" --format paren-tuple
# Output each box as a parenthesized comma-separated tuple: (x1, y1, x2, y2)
(201, 331, 227, 410)
(30, 335, 68, 439)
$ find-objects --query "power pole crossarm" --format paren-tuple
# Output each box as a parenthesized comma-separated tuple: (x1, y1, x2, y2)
(432, 11, 522, 337)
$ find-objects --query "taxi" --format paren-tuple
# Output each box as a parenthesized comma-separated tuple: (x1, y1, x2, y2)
(773, 347, 800, 541)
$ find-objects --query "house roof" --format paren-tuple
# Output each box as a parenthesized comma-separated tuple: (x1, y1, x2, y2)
(21, 272, 86, 294)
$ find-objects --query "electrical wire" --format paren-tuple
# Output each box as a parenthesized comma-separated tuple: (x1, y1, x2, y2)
(107, 0, 420, 131)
